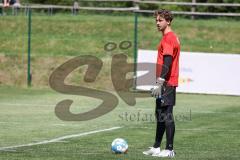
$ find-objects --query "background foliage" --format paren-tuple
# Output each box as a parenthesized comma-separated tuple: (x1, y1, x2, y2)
(19, 0, 240, 13)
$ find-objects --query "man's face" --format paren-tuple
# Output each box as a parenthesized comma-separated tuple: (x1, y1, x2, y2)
(156, 15, 169, 32)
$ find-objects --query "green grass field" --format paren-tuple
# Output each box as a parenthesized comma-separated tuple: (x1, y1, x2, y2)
(1, 12, 240, 160)
(1, 13, 240, 87)
(0, 14, 240, 57)
(0, 86, 240, 160)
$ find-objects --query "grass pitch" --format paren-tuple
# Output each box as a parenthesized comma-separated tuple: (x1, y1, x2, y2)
(1, 14, 240, 57)
(0, 86, 240, 160)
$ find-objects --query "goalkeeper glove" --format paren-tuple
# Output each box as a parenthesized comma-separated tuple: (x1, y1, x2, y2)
(151, 77, 165, 98)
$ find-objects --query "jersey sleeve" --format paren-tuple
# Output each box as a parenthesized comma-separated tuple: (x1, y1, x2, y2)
(162, 36, 174, 56)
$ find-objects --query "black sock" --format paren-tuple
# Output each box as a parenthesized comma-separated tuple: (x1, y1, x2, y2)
(153, 99, 167, 148)
(165, 106, 175, 150)
(153, 120, 165, 148)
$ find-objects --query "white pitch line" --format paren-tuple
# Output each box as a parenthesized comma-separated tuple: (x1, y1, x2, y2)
(0, 126, 122, 151)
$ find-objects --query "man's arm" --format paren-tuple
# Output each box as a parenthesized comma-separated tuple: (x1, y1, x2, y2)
(152, 55, 172, 98)
(156, 55, 172, 85)
(160, 55, 172, 79)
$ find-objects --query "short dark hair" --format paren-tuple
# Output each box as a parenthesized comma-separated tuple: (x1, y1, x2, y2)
(154, 9, 173, 23)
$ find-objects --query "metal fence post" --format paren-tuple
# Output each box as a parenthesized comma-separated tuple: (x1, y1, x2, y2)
(133, 12, 138, 90)
(27, 8, 32, 87)
(191, 0, 196, 19)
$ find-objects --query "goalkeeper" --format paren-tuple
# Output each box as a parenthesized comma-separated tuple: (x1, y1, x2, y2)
(143, 9, 180, 158)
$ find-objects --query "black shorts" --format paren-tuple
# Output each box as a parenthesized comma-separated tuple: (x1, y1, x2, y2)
(156, 85, 176, 107)
(9, 0, 16, 5)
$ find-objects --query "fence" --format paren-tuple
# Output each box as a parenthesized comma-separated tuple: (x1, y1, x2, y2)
(1, 0, 240, 17)
(0, 8, 138, 87)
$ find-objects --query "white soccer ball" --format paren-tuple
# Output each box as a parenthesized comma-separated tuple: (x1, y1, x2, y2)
(111, 138, 128, 154)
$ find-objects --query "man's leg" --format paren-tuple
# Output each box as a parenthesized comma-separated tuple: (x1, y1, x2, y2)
(154, 105, 175, 158)
(153, 98, 166, 148)
(143, 98, 165, 156)
(165, 105, 175, 150)
(3, 0, 9, 7)
(156, 86, 176, 157)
